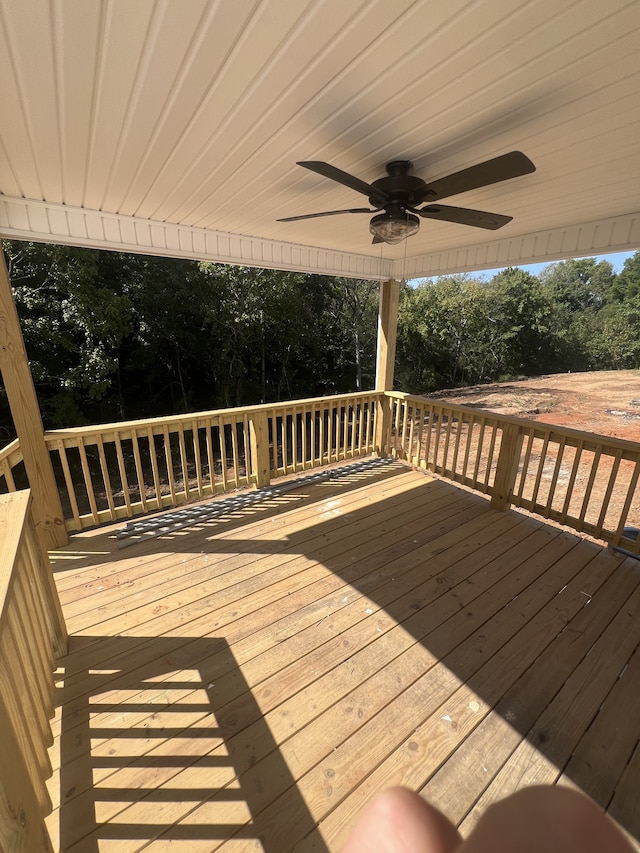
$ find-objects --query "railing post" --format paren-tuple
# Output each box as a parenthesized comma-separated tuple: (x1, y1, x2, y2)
(491, 423, 524, 511)
(374, 393, 393, 457)
(249, 410, 271, 488)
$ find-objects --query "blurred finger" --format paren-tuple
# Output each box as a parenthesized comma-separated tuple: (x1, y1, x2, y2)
(460, 786, 635, 853)
(341, 786, 462, 853)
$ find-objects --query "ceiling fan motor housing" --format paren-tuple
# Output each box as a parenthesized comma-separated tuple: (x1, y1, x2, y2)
(368, 160, 432, 207)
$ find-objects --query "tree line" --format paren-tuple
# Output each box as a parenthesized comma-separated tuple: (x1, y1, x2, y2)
(396, 254, 640, 391)
(1, 240, 639, 443)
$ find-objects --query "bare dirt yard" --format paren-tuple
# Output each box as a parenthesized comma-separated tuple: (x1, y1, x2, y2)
(431, 369, 640, 443)
(419, 370, 640, 543)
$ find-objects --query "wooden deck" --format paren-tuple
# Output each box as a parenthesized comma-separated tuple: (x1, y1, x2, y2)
(46, 458, 640, 852)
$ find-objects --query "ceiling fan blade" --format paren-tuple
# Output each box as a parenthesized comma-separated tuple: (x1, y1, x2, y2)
(277, 207, 376, 222)
(414, 204, 513, 230)
(297, 161, 390, 203)
(423, 151, 535, 202)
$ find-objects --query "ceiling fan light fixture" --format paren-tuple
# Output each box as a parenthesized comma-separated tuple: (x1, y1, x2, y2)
(369, 210, 420, 244)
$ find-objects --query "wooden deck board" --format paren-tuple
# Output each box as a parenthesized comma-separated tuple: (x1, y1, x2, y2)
(46, 460, 640, 852)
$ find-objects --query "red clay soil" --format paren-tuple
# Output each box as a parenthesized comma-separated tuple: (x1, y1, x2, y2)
(424, 371, 640, 542)
(432, 370, 640, 444)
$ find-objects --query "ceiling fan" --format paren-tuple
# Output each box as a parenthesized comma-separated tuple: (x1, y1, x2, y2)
(278, 151, 536, 244)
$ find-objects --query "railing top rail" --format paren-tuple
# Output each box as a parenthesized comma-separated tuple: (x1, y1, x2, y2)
(385, 390, 640, 455)
(0, 437, 22, 464)
(42, 390, 384, 441)
(0, 490, 30, 612)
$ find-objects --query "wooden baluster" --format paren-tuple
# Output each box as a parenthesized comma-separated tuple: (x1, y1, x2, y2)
(162, 425, 177, 505)
(595, 448, 623, 537)
(530, 431, 551, 508)
(292, 408, 300, 471)
(441, 408, 454, 476)
(23, 522, 67, 659)
(114, 433, 133, 518)
(309, 405, 317, 466)
(76, 437, 99, 526)
(460, 414, 474, 483)
(432, 407, 443, 472)
(268, 412, 276, 476)
(281, 411, 290, 473)
(471, 415, 486, 488)
(56, 440, 81, 531)
(0, 624, 52, 807)
(6, 599, 51, 747)
(399, 401, 410, 459)
(230, 419, 241, 487)
(414, 403, 424, 468)
(213, 419, 224, 491)
(577, 445, 603, 531)
(319, 406, 326, 464)
(0, 456, 15, 491)
(516, 429, 536, 504)
(544, 435, 567, 518)
(203, 418, 215, 494)
(130, 429, 147, 513)
(561, 440, 584, 521)
(451, 411, 463, 479)
(192, 420, 204, 498)
(327, 404, 335, 463)
(176, 424, 190, 500)
(613, 457, 640, 546)
(96, 435, 116, 521)
(13, 570, 54, 717)
(406, 404, 416, 464)
(146, 427, 163, 509)
(423, 405, 434, 470)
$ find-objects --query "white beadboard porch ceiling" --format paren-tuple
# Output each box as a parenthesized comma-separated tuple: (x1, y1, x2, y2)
(0, 0, 639, 281)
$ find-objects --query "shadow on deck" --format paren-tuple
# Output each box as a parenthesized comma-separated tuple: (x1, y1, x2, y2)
(49, 459, 640, 851)
(56, 637, 324, 852)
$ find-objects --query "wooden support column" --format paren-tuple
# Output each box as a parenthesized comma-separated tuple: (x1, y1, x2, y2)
(374, 279, 400, 455)
(0, 250, 67, 549)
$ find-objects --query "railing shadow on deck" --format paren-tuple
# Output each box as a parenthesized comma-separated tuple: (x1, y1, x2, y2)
(56, 636, 328, 852)
(52, 459, 640, 849)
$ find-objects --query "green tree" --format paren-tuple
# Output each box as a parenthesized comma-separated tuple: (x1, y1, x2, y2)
(485, 267, 553, 377)
(606, 251, 640, 303)
(4, 241, 134, 426)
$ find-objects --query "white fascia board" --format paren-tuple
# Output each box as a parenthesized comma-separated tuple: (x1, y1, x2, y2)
(3, 197, 638, 282)
(0, 197, 394, 282)
(400, 212, 640, 279)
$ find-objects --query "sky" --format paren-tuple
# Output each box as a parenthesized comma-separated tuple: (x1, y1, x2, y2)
(473, 250, 635, 280)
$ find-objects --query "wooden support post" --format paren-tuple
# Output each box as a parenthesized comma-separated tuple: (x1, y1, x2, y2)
(491, 423, 524, 511)
(249, 409, 271, 488)
(0, 251, 67, 549)
(375, 279, 400, 391)
(374, 279, 400, 456)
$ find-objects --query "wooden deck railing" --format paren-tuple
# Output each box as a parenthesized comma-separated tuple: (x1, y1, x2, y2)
(0, 392, 380, 532)
(0, 491, 67, 851)
(3, 389, 640, 550)
(387, 392, 640, 554)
